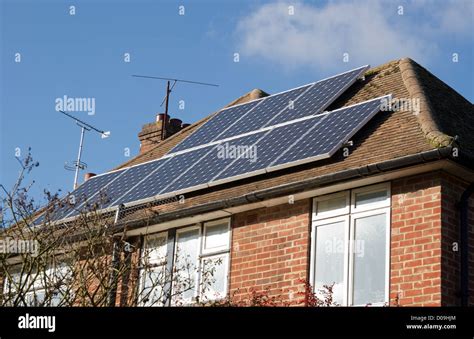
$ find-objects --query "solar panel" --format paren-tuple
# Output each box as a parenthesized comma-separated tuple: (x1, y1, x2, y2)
(162, 131, 267, 195)
(170, 100, 262, 153)
(111, 146, 213, 207)
(210, 95, 388, 183)
(169, 65, 368, 154)
(66, 158, 169, 217)
(113, 95, 389, 208)
(35, 169, 126, 224)
(215, 84, 312, 140)
(212, 115, 327, 181)
(269, 96, 388, 170)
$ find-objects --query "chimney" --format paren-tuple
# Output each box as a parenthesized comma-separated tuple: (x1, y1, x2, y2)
(138, 113, 188, 154)
(84, 172, 96, 181)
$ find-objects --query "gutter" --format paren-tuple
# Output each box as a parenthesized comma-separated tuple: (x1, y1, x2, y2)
(460, 183, 474, 306)
(114, 146, 470, 233)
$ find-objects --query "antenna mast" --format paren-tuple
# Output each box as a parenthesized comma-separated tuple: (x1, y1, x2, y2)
(132, 74, 218, 140)
(58, 110, 110, 189)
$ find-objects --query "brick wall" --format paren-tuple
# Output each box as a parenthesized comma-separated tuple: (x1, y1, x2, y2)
(390, 173, 443, 306)
(390, 171, 474, 306)
(439, 173, 474, 306)
(229, 200, 310, 305)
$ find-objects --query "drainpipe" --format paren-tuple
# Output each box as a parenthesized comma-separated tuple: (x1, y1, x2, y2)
(460, 183, 474, 306)
(107, 205, 123, 307)
(107, 238, 120, 307)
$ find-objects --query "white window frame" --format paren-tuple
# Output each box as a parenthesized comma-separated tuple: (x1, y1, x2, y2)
(138, 231, 168, 307)
(140, 218, 231, 306)
(172, 225, 202, 305)
(351, 182, 390, 213)
(311, 182, 391, 306)
(199, 252, 230, 301)
(347, 208, 390, 306)
(310, 215, 350, 306)
(313, 191, 350, 220)
(202, 218, 231, 255)
(199, 218, 231, 301)
(5, 264, 71, 307)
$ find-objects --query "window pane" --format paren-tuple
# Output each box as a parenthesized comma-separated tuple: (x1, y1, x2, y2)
(352, 213, 387, 305)
(355, 190, 387, 208)
(201, 254, 228, 301)
(314, 221, 345, 305)
(140, 233, 168, 306)
(140, 268, 166, 306)
(317, 196, 346, 215)
(174, 229, 200, 303)
(204, 223, 229, 251)
(144, 234, 167, 264)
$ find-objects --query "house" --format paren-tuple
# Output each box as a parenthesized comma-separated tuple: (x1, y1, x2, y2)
(17, 57, 474, 307)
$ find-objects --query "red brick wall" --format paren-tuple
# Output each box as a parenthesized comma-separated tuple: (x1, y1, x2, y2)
(229, 200, 310, 305)
(390, 173, 443, 306)
(390, 171, 474, 306)
(439, 173, 474, 306)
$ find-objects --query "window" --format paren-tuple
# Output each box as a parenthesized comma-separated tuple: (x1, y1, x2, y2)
(4, 264, 71, 307)
(310, 183, 390, 306)
(138, 233, 168, 306)
(139, 218, 230, 306)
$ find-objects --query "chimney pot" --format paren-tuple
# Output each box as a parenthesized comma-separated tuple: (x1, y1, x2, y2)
(181, 123, 191, 129)
(84, 173, 96, 181)
(169, 118, 182, 128)
(156, 113, 169, 122)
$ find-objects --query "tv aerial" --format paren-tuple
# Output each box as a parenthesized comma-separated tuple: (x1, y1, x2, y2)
(58, 110, 110, 189)
(132, 74, 219, 140)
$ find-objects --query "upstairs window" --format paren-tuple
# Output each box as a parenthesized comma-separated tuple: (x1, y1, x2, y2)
(138, 218, 230, 306)
(311, 183, 390, 306)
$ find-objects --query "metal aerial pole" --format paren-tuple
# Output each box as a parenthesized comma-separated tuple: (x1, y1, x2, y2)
(73, 125, 88, 189)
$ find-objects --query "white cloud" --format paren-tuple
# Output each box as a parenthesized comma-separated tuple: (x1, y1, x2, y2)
(235, 0, 472, 70)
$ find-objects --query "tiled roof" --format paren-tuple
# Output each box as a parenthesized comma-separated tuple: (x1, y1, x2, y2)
(110, 58, 474, 219)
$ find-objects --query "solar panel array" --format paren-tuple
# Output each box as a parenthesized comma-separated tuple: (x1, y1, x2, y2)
(40, 65, 392, 223)
(170, 65, 369, 153)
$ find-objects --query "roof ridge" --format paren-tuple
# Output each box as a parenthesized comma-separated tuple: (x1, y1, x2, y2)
(398, 57, 453, 147)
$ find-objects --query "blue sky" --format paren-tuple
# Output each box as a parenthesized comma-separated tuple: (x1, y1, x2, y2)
(0, 0, 473, 206)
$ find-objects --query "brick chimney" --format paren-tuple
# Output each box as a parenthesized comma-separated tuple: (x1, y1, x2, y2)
(138, 113, 187, 154)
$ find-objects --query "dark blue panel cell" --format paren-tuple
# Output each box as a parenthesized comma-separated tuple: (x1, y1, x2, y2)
(164, 132, 266, 194)
(113, 146, 213, 206)
(216, 85, 312, 140)
(170, 100, 261, 153)
(35, 169, 127, 224)
(65, 158, 169, 217)
(277, 66, 367, 123)
(271, 96, 386, 167)
(213, 115, 326, 181)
